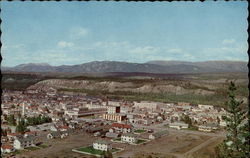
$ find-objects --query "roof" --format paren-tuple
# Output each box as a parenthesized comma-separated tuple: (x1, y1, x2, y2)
(1, 144, 13, 149)
(122, 133, 136, 137)
(7, 133, 20, 137)
(16, 136, 36, 143)
(105, 132, 119, 138)
(112, 123, 132, 129)
(25, 131, 37, 135)
(94, 140, 110, 145)
(59, 125, 69, 129)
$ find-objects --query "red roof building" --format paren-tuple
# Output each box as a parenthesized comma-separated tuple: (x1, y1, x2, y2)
(112, 123, 132, 129)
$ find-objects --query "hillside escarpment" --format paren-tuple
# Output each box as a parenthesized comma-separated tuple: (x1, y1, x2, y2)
(28, 79, 215, 95)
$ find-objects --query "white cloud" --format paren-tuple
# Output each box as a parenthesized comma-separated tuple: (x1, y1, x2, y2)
(222, 39, 235, 45)
(57, 41, 74, 48)
(70, 27, 89, 39)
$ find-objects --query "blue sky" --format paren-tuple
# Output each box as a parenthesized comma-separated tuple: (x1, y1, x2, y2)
(1, 1, 248, 66)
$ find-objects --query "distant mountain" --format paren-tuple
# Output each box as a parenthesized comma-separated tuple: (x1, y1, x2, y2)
(2, 63, 56, 72)
(147, 60, 248, 73)
(2, 60, 248, 74)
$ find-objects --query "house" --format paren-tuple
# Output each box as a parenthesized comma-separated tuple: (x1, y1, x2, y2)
(13, 136, 36, 150)
(27, 125, 41, 132)
(219, 120, 227, 127)
(169, 122, 189, 130)
(1, 144, 15, 153)
(24, 131, 37, 138)
(105, 132, 119, 139)
(149, 130, 168, 140)
(7, 133, 21, 141)
(86, 127, 103, 133)
(94, 131, 101, 137)
(93, 140, 112, 151)
(198, 104, 214, 110)
(47, 131, 61, 139)
(121, 133, 138, 144)
(47, 131, 68, 139)
(111, 123, 132, 133)
(198, 124, 218, 132)
(50, 125, 58, 131)
(58, 125, 69, 131)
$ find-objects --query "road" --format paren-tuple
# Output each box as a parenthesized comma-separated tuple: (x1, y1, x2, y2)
(133, 122, 226, 137)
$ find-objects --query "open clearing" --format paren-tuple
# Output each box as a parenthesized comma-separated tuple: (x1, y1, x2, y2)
(13, 130, 224, 158)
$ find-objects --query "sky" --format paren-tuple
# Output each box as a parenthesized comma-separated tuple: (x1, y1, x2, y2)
(1, 1, 248, 66)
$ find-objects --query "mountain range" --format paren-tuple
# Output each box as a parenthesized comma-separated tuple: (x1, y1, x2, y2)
(2, 60, 248, 74)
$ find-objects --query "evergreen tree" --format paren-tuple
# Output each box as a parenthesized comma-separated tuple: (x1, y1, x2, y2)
(7, 114, 16, 126)
(16, 118, 27, 134)
(216, 82, 249, 158)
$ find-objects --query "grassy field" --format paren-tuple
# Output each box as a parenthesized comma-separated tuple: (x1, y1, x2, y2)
(75, 146, 120, 155)
(136, 139, 147, 144)
(76, 146, 104, 155)
(134, 129, 147, 133)
(26, 146, 40, 151)
(114, 138, 121, 141)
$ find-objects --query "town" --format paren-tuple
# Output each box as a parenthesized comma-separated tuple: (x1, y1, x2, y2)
(1, 86, 227, 157)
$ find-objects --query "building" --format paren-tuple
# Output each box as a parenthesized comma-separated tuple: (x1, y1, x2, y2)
(93, 140, 112, 151)
(7, 133, 21, 141)
(1, 144, 15, 153)
(47, 131, 68, 139)
(219, 120, 227, 127)
(169, 122, 189, 130)
(24, 131, 37, 138)
(108, 101, 121, 107)
(133, 101, 159, 111)
(110, 123, 132, 133)
(13, 136, 36, 150)
(198, 124, 218, 132)
(121, 133, 137, 144)
(177, 102, 191, 106)
(102, 113, 126, 122)
(105, 132, 119, 139)
(107, 106, 121, 114)
(198, 104, 214, 110)
(65, 107, 107, 118)
(149, 130, 168, 140)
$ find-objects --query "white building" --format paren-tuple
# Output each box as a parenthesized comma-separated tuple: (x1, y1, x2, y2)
(219, 120, 227, 127)
(93, 140, 112, 151)
(108, 101, 121, 107)
(133, 101, 159, 111)
(198, 104, 214, 110)
(107, 106, 120, 114)
(169, 122, 189, 130)
(13, 137, 35, 150)
(121, 133, 137, 144)
(198, 124, 218, 132)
